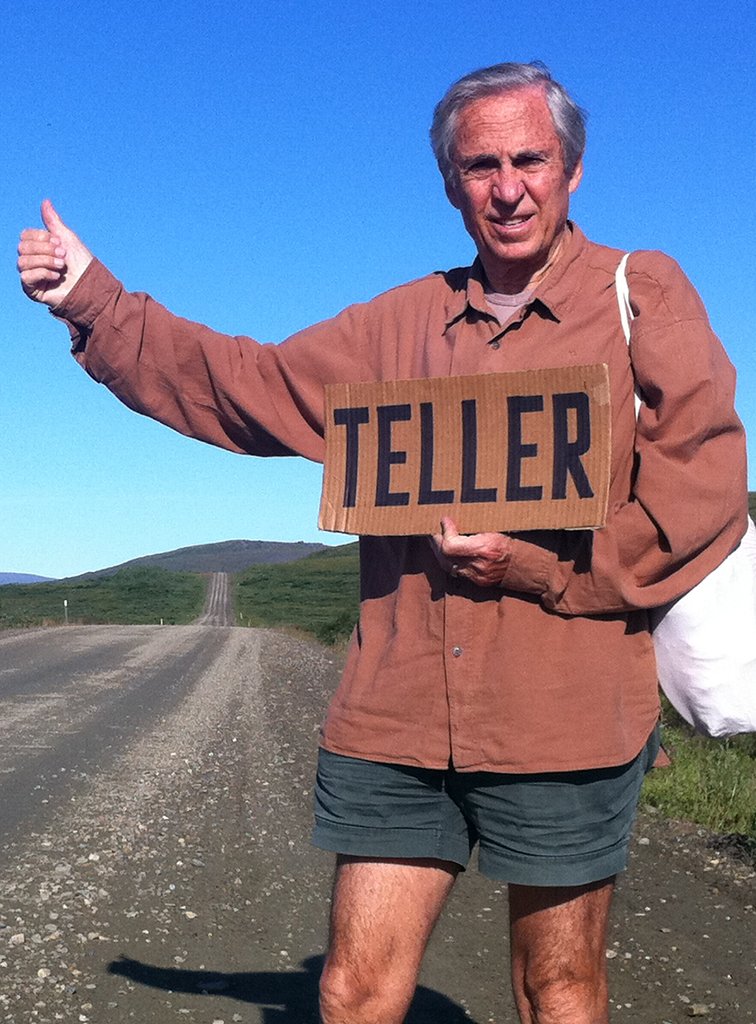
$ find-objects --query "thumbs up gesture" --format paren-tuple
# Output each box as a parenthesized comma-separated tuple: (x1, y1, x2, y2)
(17, 200, 94, 309)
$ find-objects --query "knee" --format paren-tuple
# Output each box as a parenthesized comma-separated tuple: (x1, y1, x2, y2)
(320, 957, 414, 1024)
(319, 962, 363, 1023)
(319, 961, 401, 1024)
(520, 965, 608, 1024)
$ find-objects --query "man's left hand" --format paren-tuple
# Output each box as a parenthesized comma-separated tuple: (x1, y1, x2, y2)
(430, 517, 511, 587)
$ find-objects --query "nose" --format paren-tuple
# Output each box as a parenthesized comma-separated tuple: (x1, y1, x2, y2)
(491, 166, 525, 205)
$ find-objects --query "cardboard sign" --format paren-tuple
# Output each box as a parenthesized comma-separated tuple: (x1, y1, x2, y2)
(319, 364, 611, 536)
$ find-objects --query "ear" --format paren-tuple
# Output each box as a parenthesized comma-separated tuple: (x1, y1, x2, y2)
(445, 176, 462, 210)
(568, 155, 584, 195)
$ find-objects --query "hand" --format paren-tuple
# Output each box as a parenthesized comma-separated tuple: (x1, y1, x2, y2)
(17, 199, 93, 308)
(429, 517, 511, 587)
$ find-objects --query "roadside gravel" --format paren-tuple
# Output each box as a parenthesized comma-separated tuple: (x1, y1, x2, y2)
(0, 625, 752, 1022)
(0, 625, 333, 1024)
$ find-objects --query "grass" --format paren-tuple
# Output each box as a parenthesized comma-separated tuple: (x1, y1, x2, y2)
(642, 729, 756, 837)
(642, 701, 756, 856)
(235, 542, 359, 645)
(0, 567, 206, 627)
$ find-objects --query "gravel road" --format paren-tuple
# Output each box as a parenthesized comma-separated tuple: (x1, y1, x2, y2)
(0, 622, 753, 1023)
(196, 575, 234, 627)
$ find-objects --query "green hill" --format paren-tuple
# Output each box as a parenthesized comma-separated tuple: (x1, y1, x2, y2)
(62, 538, 327, 580)
(0, 567, 205, 628)
(235, 542, 360, 644)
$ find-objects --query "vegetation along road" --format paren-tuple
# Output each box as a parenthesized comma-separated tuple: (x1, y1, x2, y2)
(0, 614, 753, 1022)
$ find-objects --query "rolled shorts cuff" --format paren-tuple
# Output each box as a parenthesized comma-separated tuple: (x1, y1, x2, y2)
(477, 836, 632, 887)
(312, 818, 471, 868)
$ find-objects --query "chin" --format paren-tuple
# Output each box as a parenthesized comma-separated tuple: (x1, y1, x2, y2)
(490, 242, 540, 266)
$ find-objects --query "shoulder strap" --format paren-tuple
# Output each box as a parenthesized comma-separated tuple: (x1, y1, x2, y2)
(615, 253, 642, 417)
(614, 252, 634, 344)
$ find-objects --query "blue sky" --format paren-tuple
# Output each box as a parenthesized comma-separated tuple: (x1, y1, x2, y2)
(3, 0, 754, 578)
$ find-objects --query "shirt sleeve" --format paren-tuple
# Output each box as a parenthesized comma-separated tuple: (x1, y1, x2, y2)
(53, 258, 374, 464)
(499, 251, 748, 615)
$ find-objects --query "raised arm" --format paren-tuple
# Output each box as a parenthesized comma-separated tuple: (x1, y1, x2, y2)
(17, 201, 374, 464)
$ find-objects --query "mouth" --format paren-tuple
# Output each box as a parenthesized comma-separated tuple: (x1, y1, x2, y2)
(489, 214, 534, 236)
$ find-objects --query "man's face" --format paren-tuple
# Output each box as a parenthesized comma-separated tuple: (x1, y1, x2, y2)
(445, 87, 583, 292)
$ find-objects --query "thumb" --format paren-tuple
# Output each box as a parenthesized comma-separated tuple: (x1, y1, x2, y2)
(32, 198, 94, 299)
(40, 198, 69, 239)
(440, 517, 461, 545)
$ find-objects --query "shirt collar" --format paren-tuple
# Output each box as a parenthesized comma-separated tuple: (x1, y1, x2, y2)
(444, 221, 588, 330)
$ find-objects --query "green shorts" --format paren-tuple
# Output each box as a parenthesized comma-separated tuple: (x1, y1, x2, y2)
(313, 726, 660, 887)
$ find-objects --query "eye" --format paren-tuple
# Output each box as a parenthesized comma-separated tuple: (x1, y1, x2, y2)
(462, 157, 499, 178)
(513, 152, 548, 169)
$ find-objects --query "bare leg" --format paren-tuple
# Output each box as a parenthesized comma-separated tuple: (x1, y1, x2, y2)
(509, 877, 615, 1024)
(319, 855, 459, 1024)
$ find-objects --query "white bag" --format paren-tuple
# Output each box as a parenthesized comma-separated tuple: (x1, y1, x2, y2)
(615, 254, 756, 737)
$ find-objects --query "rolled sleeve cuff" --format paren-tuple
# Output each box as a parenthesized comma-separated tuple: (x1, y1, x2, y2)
(49, 259, 122, 346)
(500, 536, 553, 595)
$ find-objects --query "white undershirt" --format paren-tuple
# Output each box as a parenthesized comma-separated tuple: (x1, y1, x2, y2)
(484, 286, 533, 327)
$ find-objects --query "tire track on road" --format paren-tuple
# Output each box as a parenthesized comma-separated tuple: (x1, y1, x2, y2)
(0, 625, 235, 843)
(195, 572, 233, 627)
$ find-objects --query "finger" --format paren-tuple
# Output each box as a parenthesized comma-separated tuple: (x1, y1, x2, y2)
(20, 227, 51, 241)
(20, 267, 64, 289)
(19, 228, 63, 248)
(17, 253, 65, 274)
(428, 534, 461, 576)
(17, 240, 66, 261)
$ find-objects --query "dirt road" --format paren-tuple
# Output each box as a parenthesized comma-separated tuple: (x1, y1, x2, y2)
(0, 623, 752, 1023)
(196, 574, 234, 627)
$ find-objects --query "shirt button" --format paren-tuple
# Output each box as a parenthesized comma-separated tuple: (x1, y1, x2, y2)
(451, 645, 463, 657)
(490, 340, 501, 350)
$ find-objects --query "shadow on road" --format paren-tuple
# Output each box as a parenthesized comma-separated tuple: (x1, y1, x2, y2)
(108, 953, 480, 1022)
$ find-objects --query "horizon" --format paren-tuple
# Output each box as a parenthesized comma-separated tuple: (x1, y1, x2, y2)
(1, 535, 350, 582)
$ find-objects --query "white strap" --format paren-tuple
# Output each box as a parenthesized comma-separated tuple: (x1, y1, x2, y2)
(615, 253, 642, 417)
(614, 252, 634, 344)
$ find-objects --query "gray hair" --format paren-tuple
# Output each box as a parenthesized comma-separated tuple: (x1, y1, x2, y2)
(430, 61, 587, 186)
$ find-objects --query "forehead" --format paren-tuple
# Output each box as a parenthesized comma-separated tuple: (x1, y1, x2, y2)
(452, 87, 560, 158)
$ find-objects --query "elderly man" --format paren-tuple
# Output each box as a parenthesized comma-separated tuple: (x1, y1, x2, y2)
(18, 62, 746, 1024)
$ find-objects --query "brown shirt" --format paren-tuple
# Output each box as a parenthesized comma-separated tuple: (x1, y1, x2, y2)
(56, 224, 747, 773)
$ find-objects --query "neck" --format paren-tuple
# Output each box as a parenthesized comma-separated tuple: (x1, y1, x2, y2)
(483, 228, 568, 294)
